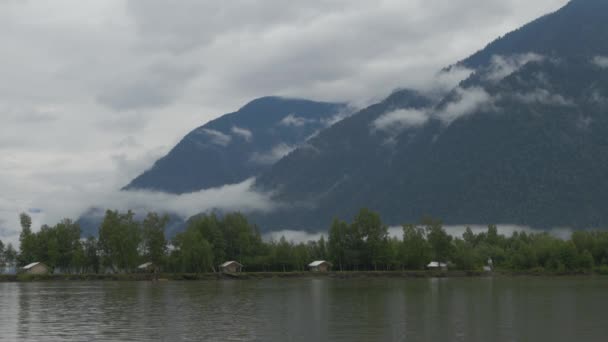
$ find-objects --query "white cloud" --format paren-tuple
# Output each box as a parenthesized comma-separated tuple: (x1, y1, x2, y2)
(514, 88, 574, 106)
(0, 178, 276, 247)
(373, 108, 429, 132)
(387, 224, 573, 240)
(483, 53, 544, 82)
(592, 56, 608, 69)
(279, 114, 314, 127)
(198, 128, 232, 146)
(264, 230, 326, 244)
(437, 87, 493, 124)
(250, 143, 296, 165)
(231, 126, 253, 142)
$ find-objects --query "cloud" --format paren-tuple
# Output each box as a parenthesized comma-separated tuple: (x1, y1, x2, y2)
(279, 114, 314, 127)
(437, 87, 493, 124)
(592, 56, 608, 69)
(264, 230, 326, 244)
(387, 224, 573, 240)
(262, 223, 574, 245)
(372, 108, 429, 132)
(0, 178, 277, 247)
(483, 53, 544, 82)
(513, 88, 574, 106)
(250, 143, 296, 165)
(96, 62, 202, 111)
(197, 128, 232, 146)
(231, 126, 253, 142)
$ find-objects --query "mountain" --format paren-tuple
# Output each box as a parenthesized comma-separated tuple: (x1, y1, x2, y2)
(251, 0, 608, 231)
(124, 97, 347, 194)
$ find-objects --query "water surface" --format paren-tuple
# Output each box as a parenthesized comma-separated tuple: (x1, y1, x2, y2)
(1, 277, 607, 341)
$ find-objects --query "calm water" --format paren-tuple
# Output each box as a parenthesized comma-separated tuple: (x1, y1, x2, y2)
(1, 277, 608, 341)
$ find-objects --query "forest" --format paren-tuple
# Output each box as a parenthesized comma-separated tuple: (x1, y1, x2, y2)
(1, 208, 607, 274)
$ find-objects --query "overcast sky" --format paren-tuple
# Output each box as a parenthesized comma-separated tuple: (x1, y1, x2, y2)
(0, 0, 569, 245)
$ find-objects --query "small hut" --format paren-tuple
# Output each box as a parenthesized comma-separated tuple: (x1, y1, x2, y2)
(137, 262, 157, 273)
(426, 261, 448, 271)
(21, 262, 50, 275)
(308, 260, 332, 272)
(219, 261, 243, 273)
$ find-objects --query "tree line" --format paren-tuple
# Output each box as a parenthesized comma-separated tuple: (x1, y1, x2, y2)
(2, 208, 608, 274)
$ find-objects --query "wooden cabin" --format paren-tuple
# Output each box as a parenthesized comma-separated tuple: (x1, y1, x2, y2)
(21, 262, 50, 275)
(219, 261, 243, 273)
(308, 260, 332, 272)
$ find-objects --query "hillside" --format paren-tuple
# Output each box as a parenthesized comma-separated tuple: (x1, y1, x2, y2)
(124, 97, 346, 193)
(251, 0, 608, 230)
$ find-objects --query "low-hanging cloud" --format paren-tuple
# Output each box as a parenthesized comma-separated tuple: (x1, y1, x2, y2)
(261, 224, 574, 245)
(279, 114, 315, 127)
(198, 128, 232, 146)
(437, 87, 493, 124)
(0, 178, 277, 247)
(231, 126, 253, 142)
(372, 108, 429, 132)
(513, 88, 574, 106)
(592, 56, 608, 69)
(250, 143, 296, 165)
(483, 53, 544, 82)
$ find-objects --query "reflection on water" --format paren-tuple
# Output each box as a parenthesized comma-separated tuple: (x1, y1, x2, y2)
(1, 277, 608, 341)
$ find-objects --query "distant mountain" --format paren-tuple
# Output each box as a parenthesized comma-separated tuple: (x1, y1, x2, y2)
(124, 97, 347, 194)
(251, 0, 608, 231)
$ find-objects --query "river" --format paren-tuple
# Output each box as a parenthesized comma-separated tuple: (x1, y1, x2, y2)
(1, 277, 607, 341)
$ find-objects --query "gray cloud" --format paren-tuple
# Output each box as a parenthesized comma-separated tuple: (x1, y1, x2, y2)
(96, 62, 202, 111)
(483, 53, 544, 82)
(593, 56, 608, 69)
(250, 143, 296, 165)
(279, 114, 315, 127)
(372, 108, 429, 132)
(231, 126, 253, 142)
(437, 87, 493, 124)
(513, 88, 574, 106)
(198, 128, 232, 146)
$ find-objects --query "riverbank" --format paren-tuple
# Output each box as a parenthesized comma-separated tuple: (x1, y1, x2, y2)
(0, 269, 601, 282)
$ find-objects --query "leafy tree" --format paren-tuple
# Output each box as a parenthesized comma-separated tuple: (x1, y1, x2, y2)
(424, 218, 453, 263)
(98, 210, 141, 272)
(328, 218, 349, 271)
(141, 212, 169, 268)
(83, 237, 100, 273)
(401, 224, 430, 270)
(172, 228, 214, 273)
(351, 208, 389, 270)
(18, 212, 36, 265)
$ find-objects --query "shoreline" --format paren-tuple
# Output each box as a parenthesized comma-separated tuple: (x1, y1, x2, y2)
(0, 270, 599, 282)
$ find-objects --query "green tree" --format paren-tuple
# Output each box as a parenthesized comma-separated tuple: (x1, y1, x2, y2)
(18, 212, 36, 265)
(141, 212, 168, 268)
(424, 218, 453, 263)
(328, 218, 349, 271)
(4, 243, 17, 265)
(83, 237, 100, 273)
(98, 210, 141, 272)
(401, 224, 430, 270)
(351, 208, 389, 270)
(173, 228, 214, 273)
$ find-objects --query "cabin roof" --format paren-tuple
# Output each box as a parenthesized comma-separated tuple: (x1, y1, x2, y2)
(220, 261, 242, 268)
(308, 260, 331, 267)
(138, 262, 154, 269)
(23, 262, 42, 270)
